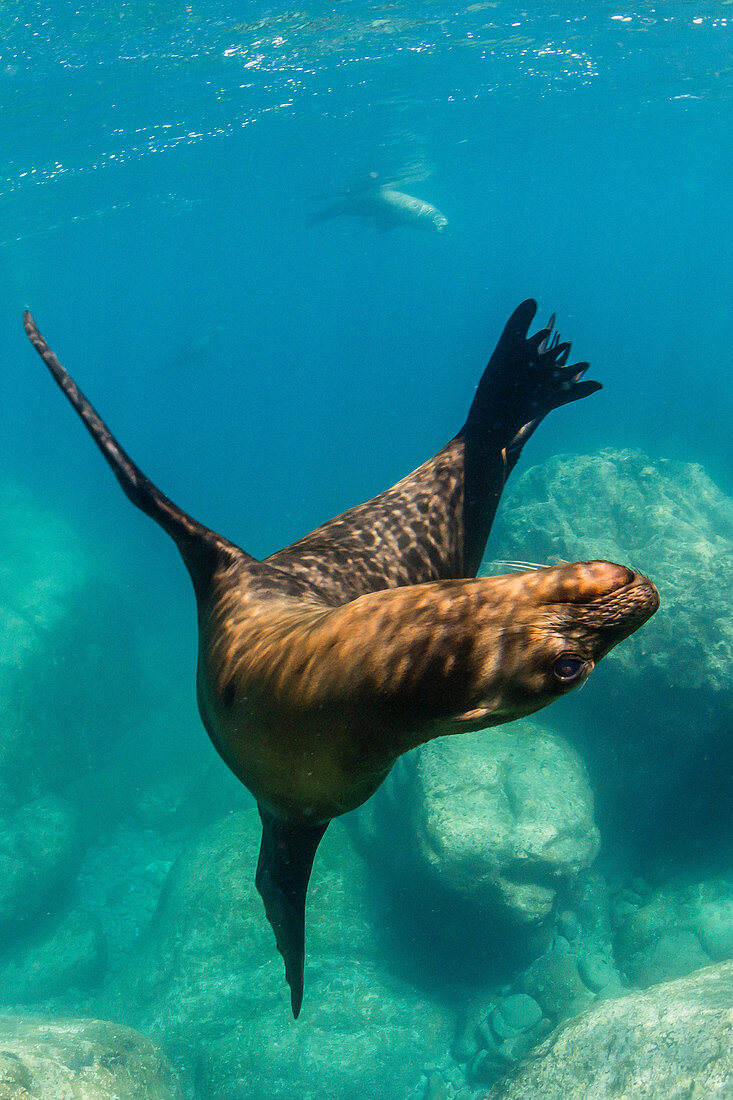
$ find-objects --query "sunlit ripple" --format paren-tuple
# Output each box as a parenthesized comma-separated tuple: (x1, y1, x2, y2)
(1, 0, 731, 204)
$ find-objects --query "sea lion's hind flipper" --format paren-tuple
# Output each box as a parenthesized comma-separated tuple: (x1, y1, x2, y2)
(23, 312, 250, 588)
(459, 300, 602, 574)
(255, 805, 329, 1018)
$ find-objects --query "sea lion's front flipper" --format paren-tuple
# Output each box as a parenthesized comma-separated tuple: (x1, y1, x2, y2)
(255, 805, 329, 1018)
(269, 300, 601, 596)
(459, 299, 602, 573)
(23, 312, 249, 592)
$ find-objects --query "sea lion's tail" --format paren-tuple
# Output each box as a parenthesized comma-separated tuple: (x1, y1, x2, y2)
(23, 312, 249, 588)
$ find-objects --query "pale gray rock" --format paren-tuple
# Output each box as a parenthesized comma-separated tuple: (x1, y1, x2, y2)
(0, 484, 146, 815)
(458, 869, 627, 1092)
(485, 449, 733, 857)
(614, 876, 733, 987)
(0, 795, 81, 937)
(487, 961, 733, 1099)
(0, 486, 88, 813)
(0, 907, 106, 1003)
(107, 807, 453, 1100)
(495, 993, 543, 1033)
(577, 952, 621, 994)
(349, 723, 600, 929)
(488, 449, 733, 693)
(518, 939, 595, 1020)
(0, 1014, 184, 1099)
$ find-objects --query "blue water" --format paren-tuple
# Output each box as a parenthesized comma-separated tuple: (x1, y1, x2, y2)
(0, 2, 731, 1096)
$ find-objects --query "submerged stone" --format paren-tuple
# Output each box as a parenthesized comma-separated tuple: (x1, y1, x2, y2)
(614, 875, 733, 987)
(0, 795, 81, 938)
(496, 993, 543, 1033)
(519, 947, 594, 1021)
(349, 723, 599, 932)
(487, 449, 733, 859)
(487, 961, 733, 1098)
(0, 1015, 184, 1099)
(106, 807, 453, 1099)
(0, 907, 106, 1003)
(0, 483, 147, 816)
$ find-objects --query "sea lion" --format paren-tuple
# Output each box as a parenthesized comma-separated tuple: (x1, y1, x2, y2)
(312, 184, 448, 233)
(165, 324, 224, 372)
(23, 299, 659, 1017)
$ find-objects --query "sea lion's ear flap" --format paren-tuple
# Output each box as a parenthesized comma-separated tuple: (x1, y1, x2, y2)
(255, 805, 329, 1018)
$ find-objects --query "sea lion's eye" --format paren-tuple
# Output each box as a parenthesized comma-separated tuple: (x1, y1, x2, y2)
(553, 654, 586, 683)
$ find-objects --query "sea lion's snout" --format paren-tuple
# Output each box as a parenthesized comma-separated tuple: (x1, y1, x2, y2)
(551, 560, 660, 635)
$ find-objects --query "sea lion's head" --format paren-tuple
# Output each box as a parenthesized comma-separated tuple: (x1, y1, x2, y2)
(459, 559, 659, 728)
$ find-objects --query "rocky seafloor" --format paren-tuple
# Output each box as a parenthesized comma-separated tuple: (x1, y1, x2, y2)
(0, 449, 731, 1099)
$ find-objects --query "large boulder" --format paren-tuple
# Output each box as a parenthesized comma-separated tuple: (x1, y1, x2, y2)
(452, 869, 625, 1092)
(349, 723, 599, 933)
(0, 907, 106, 1005)
(488, 449, 733, 694)
(486, 450, 733, 857)
(0, 795, 81, 938)
(487, 961, 733, 1099)
(0, 1014, 184, 1099)
(106, 806, 453, 1099)
(613, 875, 733, 988)
(0, 484, 146, 814)
(0, 485, 87, 812)
(0, 484, 181, 1010)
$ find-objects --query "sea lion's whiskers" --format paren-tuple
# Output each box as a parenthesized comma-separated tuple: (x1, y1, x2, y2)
(490, 559, 546, 571)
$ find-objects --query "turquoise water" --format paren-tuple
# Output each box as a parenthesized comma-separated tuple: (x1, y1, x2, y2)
(0, 3, 732, 1098)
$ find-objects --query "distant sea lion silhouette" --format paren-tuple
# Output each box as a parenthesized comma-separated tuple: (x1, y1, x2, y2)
(23, 299, 659, 1017)
(312, 184, 448, 233)
(165, 324, 225, 372)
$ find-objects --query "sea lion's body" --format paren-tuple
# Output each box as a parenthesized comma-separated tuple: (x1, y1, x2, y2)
(313, 184, 448, 233)
(23, 299, 659, 1016)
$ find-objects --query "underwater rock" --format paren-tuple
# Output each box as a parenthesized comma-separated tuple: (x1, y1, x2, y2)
(487, 449, 733, 857)
(0, 1014, 184, 1099)
(0, 485, 87, 812)
(613, 875, 733, 987)
(107, 808, 453, 1099)
(455, 868, 626, 1092)
(493, 992, 543, 1034)
(0, 483, 146, 815)
(0, 485, 87, 650)
(486, 961, 733, 1099)
(349, 723, 599, 930)
(489, 449, 733, 693)
(576, 951, 621, 995)
(0, 907, 106, 1004)
(0, 795, 81, 938)
(518, 940, 595, 1020)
